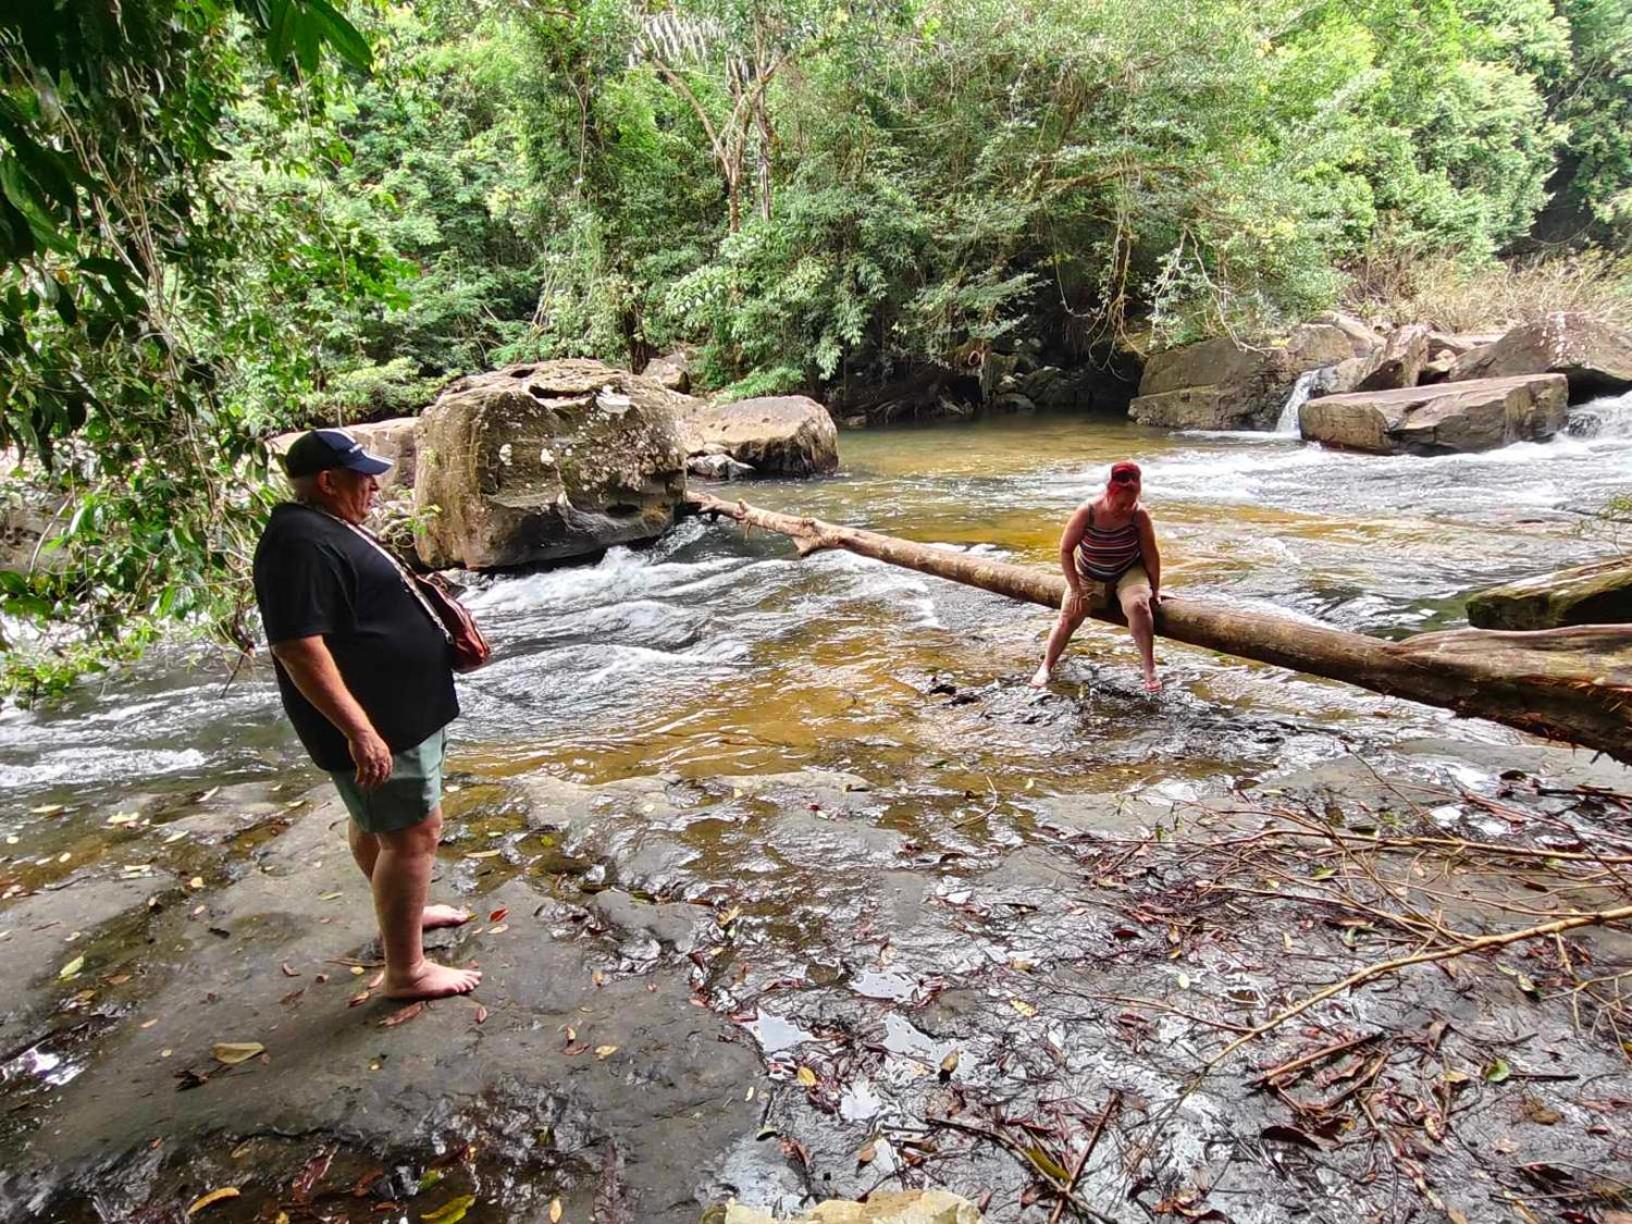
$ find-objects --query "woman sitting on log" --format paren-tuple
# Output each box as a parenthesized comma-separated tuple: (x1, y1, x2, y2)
(1031, 460, 1164, 692)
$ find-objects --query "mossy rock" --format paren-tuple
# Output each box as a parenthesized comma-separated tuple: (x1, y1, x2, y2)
(1466, 557, 1632, 630)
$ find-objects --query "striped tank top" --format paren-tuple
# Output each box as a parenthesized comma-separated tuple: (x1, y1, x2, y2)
(1075, 506, 1141, 582)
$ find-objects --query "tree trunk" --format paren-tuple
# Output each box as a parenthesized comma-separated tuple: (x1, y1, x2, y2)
(683, 491, 1632, 766)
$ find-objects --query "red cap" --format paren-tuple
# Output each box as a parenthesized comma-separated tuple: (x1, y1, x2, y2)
(1109, 461, 1141, 483)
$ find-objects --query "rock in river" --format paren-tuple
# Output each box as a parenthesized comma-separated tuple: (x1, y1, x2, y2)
(1449, 313, 1632, 401)
(678, 395, 839, 476)
(1298, 374, 1568, 455)
(412, 360, 688, 569)
(1129, 315, 1381, 430)
(1467, 556, 1632, 630)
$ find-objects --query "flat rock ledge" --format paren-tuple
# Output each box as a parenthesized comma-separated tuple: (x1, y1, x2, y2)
(1298, 373, 1569, 455)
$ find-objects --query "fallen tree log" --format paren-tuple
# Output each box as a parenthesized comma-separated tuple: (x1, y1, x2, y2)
(683, 490, 1632, 766)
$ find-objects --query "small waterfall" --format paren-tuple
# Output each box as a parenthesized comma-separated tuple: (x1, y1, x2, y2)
(1273, 367, 1335, 436)
(1566, 388, 1632, 439)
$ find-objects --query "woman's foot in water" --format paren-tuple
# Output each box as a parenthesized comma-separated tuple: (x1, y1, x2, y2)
(1142, 668, 1162, 694)
(1029, 665, 1052, 688)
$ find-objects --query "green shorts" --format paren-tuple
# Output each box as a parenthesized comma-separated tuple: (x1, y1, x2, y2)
(329, 726, 449, 834)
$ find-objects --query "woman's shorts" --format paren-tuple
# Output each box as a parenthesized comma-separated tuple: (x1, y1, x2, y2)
(1067, 562, 1151, 608)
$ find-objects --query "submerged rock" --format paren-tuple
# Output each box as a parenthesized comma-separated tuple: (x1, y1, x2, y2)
(1449, 313, 1632, 401)
(688, 452, 757, 481)
(678, 395, 839, 476)
(1130, 316, 1380, 431)
(1298, 374, 1568, 455)
(1467, 557, 1632, 630)
(412, 360, 689, 569)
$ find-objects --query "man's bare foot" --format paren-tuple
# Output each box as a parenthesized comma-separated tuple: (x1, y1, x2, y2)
(1142, 672, 1162, 694)
(1029, 666, 1052, 688)
(422, 904, 471, 931)
(384, 960, 482, 1000)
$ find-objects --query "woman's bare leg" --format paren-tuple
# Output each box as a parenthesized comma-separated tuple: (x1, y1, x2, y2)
(1119, 583, 1160, 692)
(1031, 592, 1087, 686)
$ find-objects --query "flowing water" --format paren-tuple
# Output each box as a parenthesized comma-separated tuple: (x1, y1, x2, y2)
(4, 398, 1632, 1221)
(5, 396, 1631, 827)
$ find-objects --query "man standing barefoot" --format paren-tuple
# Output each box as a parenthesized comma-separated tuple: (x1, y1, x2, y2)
(254, 429, 481, 1001)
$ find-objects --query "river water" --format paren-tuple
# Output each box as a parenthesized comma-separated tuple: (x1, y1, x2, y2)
(4, 396, 1631, 836)
(4, 398, 1632, 1221)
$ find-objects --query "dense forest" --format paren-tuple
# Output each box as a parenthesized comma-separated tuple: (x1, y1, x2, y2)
(2, 0, 1630, 692)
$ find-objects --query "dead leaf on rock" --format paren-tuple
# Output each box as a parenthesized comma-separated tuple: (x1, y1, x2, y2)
(279, 963, 299, 978)
(795, 1066, 817, 1087)
(1010, 998, 1037, 1018)
(185, 1187, 240, 1215)
(211, 1042, 265, 1066)
(857, 1142, 876, 1166)
(348, 989, 371, 1008)
(473, 1003, 488, 1024)
(421, 1195, 476, 1224)
(549, 1199, 563, 1223)
(489, 906, 509, 923)
(380, 1002, 425, 1028)
(595, 1044, 618, 1060)
(1520, 1096, 1562, 1126)
(488, 923, 509, 935)
(58, 955, 84, 980)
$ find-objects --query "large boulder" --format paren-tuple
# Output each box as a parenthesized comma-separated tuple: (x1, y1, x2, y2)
(1448, 313, 1632, 401)
(269, 417, 420, 491)
(1467, 557, 1632, 630)
(642, 349, 691, 394)
(678, 395, 839, 476)
(1130, 316, 1381, 430)
(412, 360, 688, 570)
(1353, 324, 1430, 391)
(1298, 374, 1569, 455)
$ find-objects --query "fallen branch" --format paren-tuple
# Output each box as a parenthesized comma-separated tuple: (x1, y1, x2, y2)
(685, 491, 1632, 763)
(1204, 903, 1632, 1073)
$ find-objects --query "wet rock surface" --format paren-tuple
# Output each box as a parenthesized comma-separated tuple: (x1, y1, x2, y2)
(5, 725, 1629, 1223)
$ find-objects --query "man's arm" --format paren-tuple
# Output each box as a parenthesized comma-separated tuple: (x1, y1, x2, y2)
(269, 636, 394, 788)
(1136, 509, 1163, 599)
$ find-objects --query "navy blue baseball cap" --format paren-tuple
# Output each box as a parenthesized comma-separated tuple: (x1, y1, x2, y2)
(283, 428, 393, 479)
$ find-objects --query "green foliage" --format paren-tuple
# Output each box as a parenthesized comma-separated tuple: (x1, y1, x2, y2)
(0, 0, 378, 692)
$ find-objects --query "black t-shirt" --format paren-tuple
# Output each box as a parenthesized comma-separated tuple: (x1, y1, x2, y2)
(253, 502, 458, 772)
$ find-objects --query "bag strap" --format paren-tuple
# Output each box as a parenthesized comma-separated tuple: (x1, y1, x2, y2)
(305, 504, 452, 644)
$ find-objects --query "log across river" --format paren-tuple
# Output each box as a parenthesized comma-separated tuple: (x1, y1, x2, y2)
(685, 489, 1632, 765)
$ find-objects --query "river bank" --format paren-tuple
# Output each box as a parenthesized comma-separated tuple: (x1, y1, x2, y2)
(4, 411, 1631, 1220)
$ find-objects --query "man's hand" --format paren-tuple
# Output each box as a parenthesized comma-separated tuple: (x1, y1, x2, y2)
(348, 726, 394, 789)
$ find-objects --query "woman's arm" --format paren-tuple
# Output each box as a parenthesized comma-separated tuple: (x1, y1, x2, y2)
(1136, 508, 1162, 598)
(1059, 503, 1094, 590)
